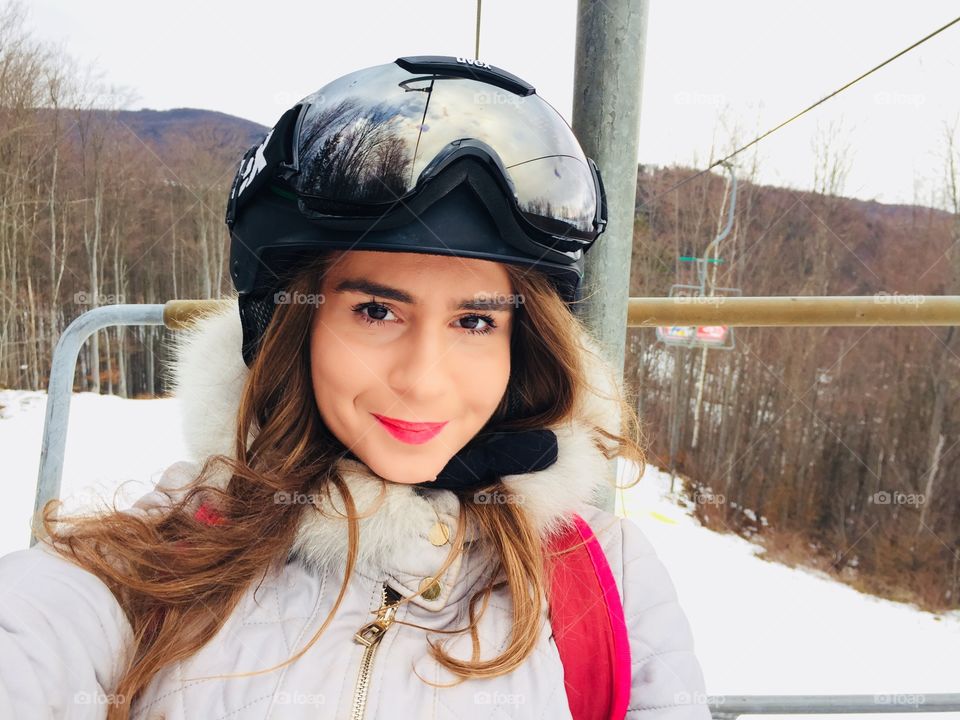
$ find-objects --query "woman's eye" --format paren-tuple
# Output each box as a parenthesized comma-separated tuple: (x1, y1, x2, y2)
(350, 302, 497, 336)
(458, 314, 497, 335)
(352, 302, 396, 326)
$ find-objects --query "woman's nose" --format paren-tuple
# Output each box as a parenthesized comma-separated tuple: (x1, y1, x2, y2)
(385, 324, 451, 401)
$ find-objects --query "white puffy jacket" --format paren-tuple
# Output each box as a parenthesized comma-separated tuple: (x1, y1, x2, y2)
(0, 302, 711, 720)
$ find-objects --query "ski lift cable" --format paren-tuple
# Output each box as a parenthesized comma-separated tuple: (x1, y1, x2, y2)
(643, 13, 960, 206)
(475, 0, 482, 60)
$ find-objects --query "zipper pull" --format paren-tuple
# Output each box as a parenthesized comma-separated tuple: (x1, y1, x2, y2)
(354, 583, 401, 648)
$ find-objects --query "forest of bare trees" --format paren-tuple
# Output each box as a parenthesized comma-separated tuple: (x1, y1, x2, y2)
(628, 139, 960, 611)
(0, 2, 259, 397)
(1, 0, 957, 611)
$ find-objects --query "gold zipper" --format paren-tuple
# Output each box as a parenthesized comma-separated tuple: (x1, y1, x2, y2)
(351, 582, 402, 720)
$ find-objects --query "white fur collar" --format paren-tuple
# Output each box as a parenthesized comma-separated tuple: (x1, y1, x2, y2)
(170, 298, 622, 610)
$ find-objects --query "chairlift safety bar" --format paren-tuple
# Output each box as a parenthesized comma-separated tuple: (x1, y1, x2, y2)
(33, 295, 960, 544)
(629, 295, 960, 327)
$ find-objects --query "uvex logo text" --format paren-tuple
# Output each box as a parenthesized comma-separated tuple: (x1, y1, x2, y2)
(456, 57, 491, 69)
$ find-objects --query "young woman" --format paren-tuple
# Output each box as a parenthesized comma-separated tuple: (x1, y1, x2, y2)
(0, 57, 710, 719)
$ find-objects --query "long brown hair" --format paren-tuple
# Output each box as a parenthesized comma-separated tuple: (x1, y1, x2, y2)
(36, 250, 646, 718)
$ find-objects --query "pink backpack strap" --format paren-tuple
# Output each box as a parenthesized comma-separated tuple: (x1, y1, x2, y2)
(194, 502, 224, 526)
(546, 513, 631, 719)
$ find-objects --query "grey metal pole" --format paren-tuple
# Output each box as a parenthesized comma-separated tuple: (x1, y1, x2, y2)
(30, 304, 166, 547)
(572, 0, 649, 512)
(709, 693, 960, 719)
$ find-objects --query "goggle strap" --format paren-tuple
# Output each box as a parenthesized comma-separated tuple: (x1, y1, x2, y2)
(225, 103, 304, 227)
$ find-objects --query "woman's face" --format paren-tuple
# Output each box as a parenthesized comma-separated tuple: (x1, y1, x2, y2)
(310, 250, 515, 485)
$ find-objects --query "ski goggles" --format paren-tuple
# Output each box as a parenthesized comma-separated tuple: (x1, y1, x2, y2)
(226, 56, 607, 259)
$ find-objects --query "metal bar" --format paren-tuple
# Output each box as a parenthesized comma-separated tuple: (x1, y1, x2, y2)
(573, 0, 649, 514)
(30, 304, 166, 546)
(32, 292, 960, 544)
(629, 295, 960, 327)
(30, 300, 234, 546)
(708, 693, 960, 718)
(701, 162, 737, 269)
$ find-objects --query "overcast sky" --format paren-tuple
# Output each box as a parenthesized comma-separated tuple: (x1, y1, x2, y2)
(22, 0, 960, 207)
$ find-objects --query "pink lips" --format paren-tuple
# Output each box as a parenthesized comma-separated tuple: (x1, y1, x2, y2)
(372, 413, 448, 445)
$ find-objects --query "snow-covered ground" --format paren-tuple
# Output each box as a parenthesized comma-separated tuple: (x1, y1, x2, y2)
(615, 462, 960, 699)
(1, 389, 186, 549)
(2, 388, 958, 714)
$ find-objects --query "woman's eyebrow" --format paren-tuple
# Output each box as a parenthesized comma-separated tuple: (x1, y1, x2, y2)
(331, 277, 516, 311)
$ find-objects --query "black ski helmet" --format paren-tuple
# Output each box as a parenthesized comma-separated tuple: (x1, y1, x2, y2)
(225, 55, 608, 367)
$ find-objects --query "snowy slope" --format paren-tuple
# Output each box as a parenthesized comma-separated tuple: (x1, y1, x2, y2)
(0, 389, 185, 551)
(1, 389, 958, 710)
(616, 462, 960, 698)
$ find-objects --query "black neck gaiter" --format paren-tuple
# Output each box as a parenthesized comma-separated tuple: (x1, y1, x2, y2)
(340, 428, 559, 494)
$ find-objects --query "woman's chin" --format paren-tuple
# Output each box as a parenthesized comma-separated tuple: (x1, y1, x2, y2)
(362, 455, 444, 486)
(384, 476, 438, 486)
